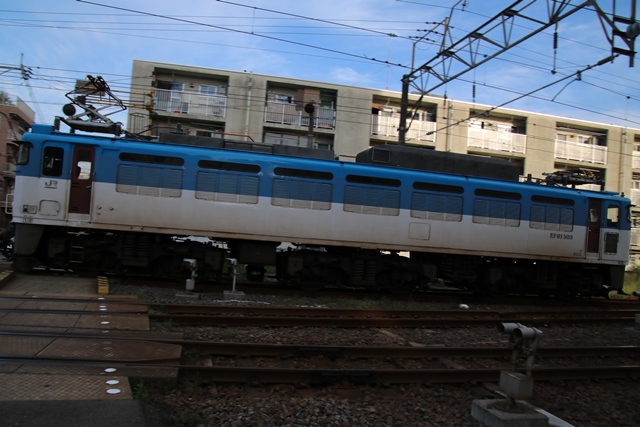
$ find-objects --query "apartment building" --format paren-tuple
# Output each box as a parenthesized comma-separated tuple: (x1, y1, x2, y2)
(127, 60, 640, 264)
(0, 95, 34, 230)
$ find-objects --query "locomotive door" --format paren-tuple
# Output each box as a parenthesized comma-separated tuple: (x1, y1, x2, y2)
(586, 199, 601, 256)
(68, 145, 95, 214)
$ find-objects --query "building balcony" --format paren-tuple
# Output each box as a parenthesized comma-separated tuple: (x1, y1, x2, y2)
(467, 128, 526, 154)
(371, 115, 436, 143)
(555, 139, 607, 165)
(264, 102, 336, 129)
(154, 89, 226, 118)
(2, 162, 15, 177)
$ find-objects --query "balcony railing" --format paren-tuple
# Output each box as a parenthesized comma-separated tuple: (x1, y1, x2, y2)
(555, 139, 607, 165)
(264, 102, 336, 129)
(467, 128, 527, 154)
(633, 151, 640, 169)
(154, 89, 226, 118)
(371, 115, 436, 143)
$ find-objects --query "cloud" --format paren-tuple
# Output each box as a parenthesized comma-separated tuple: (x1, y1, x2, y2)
(329, 67, 372, 86)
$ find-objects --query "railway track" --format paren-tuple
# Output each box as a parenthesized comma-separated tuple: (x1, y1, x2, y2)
(121, 276, 640, 305)
(4, 329, 640, 359)
(149, 304, 639, 327)
(1, 299, 637, 327)
(2, 329, 640, 385)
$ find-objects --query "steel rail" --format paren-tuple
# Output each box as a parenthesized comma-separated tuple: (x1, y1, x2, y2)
(148, 313, 636, 327)
(1, 354, 638, 384)
(155, 304, 638, 319)
(178, 365, 640, 385)
(2, 329, 639, 359)
(5, 303, 636, 318)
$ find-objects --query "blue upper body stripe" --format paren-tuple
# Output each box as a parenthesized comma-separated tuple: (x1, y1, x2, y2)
(19, 125, 631, 230)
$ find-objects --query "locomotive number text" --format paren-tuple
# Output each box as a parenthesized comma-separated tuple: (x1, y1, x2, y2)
(549, 233, 572, 240)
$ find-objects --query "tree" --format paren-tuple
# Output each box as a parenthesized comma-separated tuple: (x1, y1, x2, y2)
(0, 90, 14, 106)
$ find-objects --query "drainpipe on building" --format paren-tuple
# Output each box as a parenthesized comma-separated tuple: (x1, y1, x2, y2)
(446, 98, 453, 152)
(147, 73, 156, 138)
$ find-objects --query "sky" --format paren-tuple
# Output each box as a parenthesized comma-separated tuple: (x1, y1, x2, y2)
(1, 0, 639, 132)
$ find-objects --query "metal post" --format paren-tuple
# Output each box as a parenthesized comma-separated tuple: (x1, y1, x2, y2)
(304, 101, 315, 149)
(398, 76, 410, 145)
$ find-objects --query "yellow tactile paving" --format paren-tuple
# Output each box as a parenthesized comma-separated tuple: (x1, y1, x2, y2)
(0, 270, 181, 401)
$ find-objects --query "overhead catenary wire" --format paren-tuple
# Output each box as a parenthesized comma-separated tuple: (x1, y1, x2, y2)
(0, 1, 637, 137)
(74, 0, 410, 69)
(3, 70, 639, 170)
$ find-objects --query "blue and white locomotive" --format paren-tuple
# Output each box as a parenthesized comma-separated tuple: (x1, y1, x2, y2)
(9, 78, 632, 296)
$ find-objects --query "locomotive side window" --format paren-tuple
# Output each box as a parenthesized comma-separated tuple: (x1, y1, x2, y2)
(474, 188, 521, 200)
(196, 160, 260, 204)
(271, 168, 332, 210)
(530, 205, 574, 231)
(120, 152, 184, 166)
(116, 165, 183, 198)
(196, 171, 259, 204)
(346, 175, 401, 187)
(274, 167, 332, 181)
(199, 160, 260, 173)
(344, 186, 400, 216)
(272, 180, 332, 210)
(413, 182, 464, 194)
(531, 195, 574, 206)
(42, 147, 64, 177)
(411, 192, 463, 221)
(473, 199, 521, 227)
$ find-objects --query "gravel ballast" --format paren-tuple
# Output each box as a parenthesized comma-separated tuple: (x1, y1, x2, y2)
(112, 283, 640, 427)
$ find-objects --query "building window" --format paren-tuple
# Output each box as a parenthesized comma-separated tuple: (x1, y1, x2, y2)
(200, 85, 217, 95)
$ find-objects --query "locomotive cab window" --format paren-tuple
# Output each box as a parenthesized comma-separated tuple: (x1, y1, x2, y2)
(42, 147, 64, 177)
(607, 206, 619, 227)
(17, 142, 32, 165)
